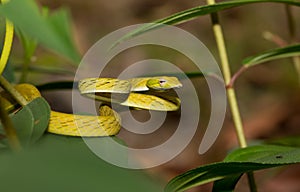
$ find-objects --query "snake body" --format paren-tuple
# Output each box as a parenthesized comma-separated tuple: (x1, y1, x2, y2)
(2, 76, 182, 137)
(78, 76, 182, 111)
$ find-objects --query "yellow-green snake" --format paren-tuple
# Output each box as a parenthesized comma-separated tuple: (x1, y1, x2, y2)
(1, 76, 182, 137)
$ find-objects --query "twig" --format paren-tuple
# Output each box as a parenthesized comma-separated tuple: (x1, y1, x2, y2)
(262, 31, 287, 47)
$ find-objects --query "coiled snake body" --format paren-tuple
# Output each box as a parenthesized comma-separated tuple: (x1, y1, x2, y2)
(2, 76, 182, 137)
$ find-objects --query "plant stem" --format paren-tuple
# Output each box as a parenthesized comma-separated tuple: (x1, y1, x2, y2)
(0, 76, 28, 106)
(19, 55, 31, 83)
(0, 76, 26, 151)
(0, 97, 21, 152)
(285, 5, 300, 84)
(206, 0, 247, 148)
(206, 0, 256, 191)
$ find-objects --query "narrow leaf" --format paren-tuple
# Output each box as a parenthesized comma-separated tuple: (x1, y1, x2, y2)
(243, 44, 300, 67)
(212, 174, 241, 192)
(165, 145, 300, 192)
(116, 0, 300, 44)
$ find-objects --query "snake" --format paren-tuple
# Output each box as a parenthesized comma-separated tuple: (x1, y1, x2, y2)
(1, 76, 182, 137)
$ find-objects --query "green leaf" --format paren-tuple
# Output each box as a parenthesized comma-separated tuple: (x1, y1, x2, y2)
(212, 174, 241, 192)
(223, 144, 300, 163)
(0, 134, 163, 192)
(0, 97, 50, 147)
(36, 81, 76, 91)
(2, 61, 15, 83)
(0, 100, 34, 146)
(165, 145, 300, 192)
(213, 144, 300, 191)
(15, 27, 37, 61)
(264, 136, 300, 147)
(243, 44, 300, 67)
(116, 0, 300, 44)
(0, 0, 80, 63)
(14, 65, 75, 76)
(27, 97, 51, 144)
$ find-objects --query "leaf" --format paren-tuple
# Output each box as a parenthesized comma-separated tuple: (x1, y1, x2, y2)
(223, 144, 300, 163)
(116, 0, 300, 44)
(27, 97, 51, 144)
(36, 81, 76, 91)
(2, 61, 15, 83)
(0, 102, 33, 147)
(264, 136, 300, 147)
(212, 174, 241, 192)
(0, 0, 80, 63)
(15, 27, 37, 60)
(165, 145, 300, 192)
(243, 44, 300, 67)
(14, 65, 75, 76)
(0, 97, 50, 147)
(0, 134, 163, 192)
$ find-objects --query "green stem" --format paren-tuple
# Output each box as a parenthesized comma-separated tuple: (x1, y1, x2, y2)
(285, 5, 300, 84)
(247, 172, 257, 192)
(0, 97, 21, 152)
(19, 56, 31, 83)
(206, 0, 256, 191)
(0, 76, 28, 106)
(285, 5, 295, 40)
(206, 0, 247, 147)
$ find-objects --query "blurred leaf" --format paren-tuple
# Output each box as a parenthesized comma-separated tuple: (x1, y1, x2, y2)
(0, 0, 80, 63)
(264, 136, 300, 147)
(243, 44, 300, 67)
(0, 100, 34, 146)
(2, 61, 15, 83)
(0, 97, 50, 147)
(165, 145, 300, 192)
(0, 134, 163, 192)
(15, 27, 37, 60)
(116, 0, 300, 44)
(46, 8, 80, 62)
(0, 95, 21, 151)
(37, 81, 76, 91)
(137, 72, 205, 80)
(14, 65, 75, 76)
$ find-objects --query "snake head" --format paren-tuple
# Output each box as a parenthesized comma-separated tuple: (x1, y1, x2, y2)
(146, 76, 182, 91)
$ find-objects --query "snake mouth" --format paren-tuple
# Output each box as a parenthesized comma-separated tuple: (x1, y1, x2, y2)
(148, 84, 183, 92)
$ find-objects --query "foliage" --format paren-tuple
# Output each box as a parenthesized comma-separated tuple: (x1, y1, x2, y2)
(120, 0, 300, 191)
(0, 0, 80, 63)
(0, 0, 162, 191)
(0, 0, 300, 192)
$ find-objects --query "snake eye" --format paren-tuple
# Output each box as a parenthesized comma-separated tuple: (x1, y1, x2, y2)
(159, 79, 166, 86)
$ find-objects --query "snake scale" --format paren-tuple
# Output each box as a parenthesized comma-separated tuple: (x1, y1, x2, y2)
(1, 76, 182, 137)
